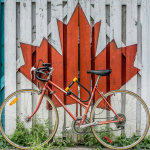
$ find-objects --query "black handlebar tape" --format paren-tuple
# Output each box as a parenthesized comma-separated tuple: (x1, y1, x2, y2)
(35, 67, 49, 82)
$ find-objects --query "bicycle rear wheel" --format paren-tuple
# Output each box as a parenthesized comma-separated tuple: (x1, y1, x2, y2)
(0, 89, 58, 149)
(90, 90, 150, 149)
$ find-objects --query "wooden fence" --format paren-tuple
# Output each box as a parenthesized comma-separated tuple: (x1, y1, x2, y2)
(3, 0, 150, 137)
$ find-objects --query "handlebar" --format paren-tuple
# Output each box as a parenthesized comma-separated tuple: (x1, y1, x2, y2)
(35, 67, 49, 82)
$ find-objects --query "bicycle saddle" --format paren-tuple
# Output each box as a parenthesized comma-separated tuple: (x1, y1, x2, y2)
(87, 69, 111, 76)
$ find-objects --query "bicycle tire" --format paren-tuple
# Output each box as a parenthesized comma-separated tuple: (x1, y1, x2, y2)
(90, 90, 150, 149)
(0, 89, 58, 149)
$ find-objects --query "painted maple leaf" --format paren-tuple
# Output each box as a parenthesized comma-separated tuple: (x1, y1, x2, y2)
(18, 4, 139, 108)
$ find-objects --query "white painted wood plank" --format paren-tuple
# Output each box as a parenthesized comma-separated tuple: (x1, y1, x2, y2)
(5, 0, 16, 96)
(141, 0, 150, 114)
(126, 0, 137, 46)
(126, 0, 137, 92)
(94, 0, 106, 56)
(67, 0, 78, 24)
(79, 0, 91, 25)
(91, 0, 94, 4)
(36, 0, 47, 45)
(126, 0, 137, 91)
(110, 0, 121, 48)
(19, 0, 33, 128)
(20, 0, 32, 87)
(106, 0, 127, 5)
(105, 0, 110, 5)
(51, 0, 64, 137)
(5, 0, 16, 135)
(126, 0, 138, 135)
(50, 0, 63, 55)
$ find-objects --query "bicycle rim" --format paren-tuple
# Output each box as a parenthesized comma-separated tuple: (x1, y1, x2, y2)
(90, 90, 150, 149)
(0, 89, 58, 149)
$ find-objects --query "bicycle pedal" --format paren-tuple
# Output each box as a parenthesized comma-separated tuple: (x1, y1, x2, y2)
(65, 127, 72, 131)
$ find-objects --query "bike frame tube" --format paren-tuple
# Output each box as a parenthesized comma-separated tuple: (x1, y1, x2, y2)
(28, 87, 47, 120)
(95, 87, 121, 119)
(28, 79, 121, 125)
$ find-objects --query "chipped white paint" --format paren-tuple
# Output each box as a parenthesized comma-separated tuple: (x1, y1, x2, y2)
(79, 0, 91, 25)
(32, 0, 47, 46)
(5, 0, 17, 135)
(51, 0, 64, 137)
(51, 0, 63, 55)
(67, 0, 78, 24)
(126, 0, 137, 94)
(94, 0, 106, 56)
(141, 0, 150, 116)
(110, 0, 121, 48)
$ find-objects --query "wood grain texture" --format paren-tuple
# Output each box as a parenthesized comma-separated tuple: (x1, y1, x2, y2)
(141, 0, 150, 113)
(79, 4, 91, 104)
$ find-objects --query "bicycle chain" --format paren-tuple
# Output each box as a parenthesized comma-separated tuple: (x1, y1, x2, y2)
(89, 126, 124, 133)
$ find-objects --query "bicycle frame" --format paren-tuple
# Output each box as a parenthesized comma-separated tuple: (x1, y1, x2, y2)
(28, 77, 122, 125)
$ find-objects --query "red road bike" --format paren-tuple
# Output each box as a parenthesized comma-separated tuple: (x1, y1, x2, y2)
(0, 61, 149, 149)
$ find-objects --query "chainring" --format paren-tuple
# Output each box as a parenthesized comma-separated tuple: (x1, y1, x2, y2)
(72, 117, 90, 135)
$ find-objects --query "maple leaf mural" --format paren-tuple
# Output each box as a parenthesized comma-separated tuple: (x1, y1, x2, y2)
(18, 4, 139, 108)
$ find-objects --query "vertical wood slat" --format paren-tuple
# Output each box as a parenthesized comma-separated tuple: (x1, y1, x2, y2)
(141, 0, 150, 121)
(136, 5, 142, 135)
(79, 0, 91, 104)
(126, 0, 137, 93)
(94, 0, 106, 105)
(65, 2, 78, 131)
(110, 0, 122, 91)
(5, 0, 16, 135)
(5, 0, 16, 97)
(51, 0, 64, 136)
(0, 1, 4, 132)
(20, 0, 32, 89)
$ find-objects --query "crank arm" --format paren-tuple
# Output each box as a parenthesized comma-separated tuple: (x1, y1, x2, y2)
(80, 121, 99, 128)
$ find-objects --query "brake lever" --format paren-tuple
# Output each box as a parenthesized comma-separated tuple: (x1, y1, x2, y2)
(30, 66, 36, 80)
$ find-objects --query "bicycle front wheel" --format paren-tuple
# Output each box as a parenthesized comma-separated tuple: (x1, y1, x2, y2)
(90, 90, 150, 149)
(0, 89, 58, 149)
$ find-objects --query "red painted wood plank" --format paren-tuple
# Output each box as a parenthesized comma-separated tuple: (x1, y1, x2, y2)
(126, 45, 139, 83)
(65, 6, 78, 105)
(51, 20, 64, 107)
(79, 6, 91, 103)
(92, 22, 107, 103)
(110, 41, 122, 91)
(19, 43, 32, 83)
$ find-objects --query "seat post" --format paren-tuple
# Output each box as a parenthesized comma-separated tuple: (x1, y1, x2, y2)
(95, 75, 101, 86)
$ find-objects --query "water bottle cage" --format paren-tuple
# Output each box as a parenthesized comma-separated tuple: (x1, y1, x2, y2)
(66, 80, 91, 102)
